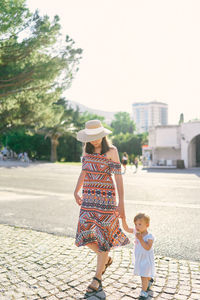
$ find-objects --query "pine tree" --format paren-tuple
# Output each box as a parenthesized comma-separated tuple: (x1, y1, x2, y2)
(0, 0, 82, 134)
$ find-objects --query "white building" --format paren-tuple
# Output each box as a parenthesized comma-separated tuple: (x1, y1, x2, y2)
(143, 121, 200, 168)
(132, 101, 168, 133)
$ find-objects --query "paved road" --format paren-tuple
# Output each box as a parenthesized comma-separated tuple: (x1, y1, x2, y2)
(0, 161, 200, 262)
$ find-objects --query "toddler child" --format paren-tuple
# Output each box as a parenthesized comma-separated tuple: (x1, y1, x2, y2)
(122, 213, 155, 300)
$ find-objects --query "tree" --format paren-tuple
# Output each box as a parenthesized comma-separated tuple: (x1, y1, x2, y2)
(0, 103, 110, 162)
(139, 132, 149, 146)
(0, 129, 51, 160)
(0, 0, 82, 134)
(38, 98, 75, 162)
(37, 99, 107, 162)
(179, 113, 184, 124)
(111, 112, 136, 135)
(72, 109, 106, 131)
(112, 133, 142, 157)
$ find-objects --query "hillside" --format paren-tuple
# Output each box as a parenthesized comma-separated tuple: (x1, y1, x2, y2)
(68, 100, 117, 124)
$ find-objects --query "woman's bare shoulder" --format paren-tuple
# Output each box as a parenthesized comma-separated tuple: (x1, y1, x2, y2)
(106, 146, 120, 162)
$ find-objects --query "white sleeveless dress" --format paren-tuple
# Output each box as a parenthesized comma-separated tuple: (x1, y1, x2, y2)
(133, 231, 155, 277)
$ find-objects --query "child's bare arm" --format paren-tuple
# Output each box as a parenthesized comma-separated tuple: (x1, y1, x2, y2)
(121, 218, 134, 233)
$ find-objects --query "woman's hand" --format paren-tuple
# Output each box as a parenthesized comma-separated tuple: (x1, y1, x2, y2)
(74, 193, 82, 206)
(115, 203, 125, 219)
(73, 171, 86, 206)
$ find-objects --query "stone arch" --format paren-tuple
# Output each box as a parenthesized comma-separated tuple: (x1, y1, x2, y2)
(188, 134, 200, 167)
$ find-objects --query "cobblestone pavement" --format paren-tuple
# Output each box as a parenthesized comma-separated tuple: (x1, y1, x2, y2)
(0, 225, 199, 300)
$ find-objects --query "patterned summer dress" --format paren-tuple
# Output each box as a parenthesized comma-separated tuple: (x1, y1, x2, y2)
(75, 153, 130, 251)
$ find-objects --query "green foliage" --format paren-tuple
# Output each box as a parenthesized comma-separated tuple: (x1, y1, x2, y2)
(0, 0, 82, 134)
(0, 104, 108, 162)
(71, 108, 106, 131)
(38, 98, 77, 162)
(111, 112, 136, 135)
(110, 111, 146, 161)
(0, 129, 51, 160)
(138, 132, 148, 146)
(54, 106, 108, 162)
(57, 135, 82, 162)
(0, 0, 30, 35)
(112, 133, 142, 160)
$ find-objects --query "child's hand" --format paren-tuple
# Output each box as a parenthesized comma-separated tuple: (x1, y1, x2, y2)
(136, 232, 143, 241)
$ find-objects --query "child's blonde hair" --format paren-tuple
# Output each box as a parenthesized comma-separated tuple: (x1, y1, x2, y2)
(134, 213, 150, 225)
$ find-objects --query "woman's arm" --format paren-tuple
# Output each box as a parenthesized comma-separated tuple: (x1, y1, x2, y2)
(114, 173, 125, 218)
(74, 170, 86, 206)
(108, 147, 125, 218)
(121, 218, 134, 233)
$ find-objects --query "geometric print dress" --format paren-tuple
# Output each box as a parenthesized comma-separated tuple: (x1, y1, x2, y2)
(75, 153, 130, 252)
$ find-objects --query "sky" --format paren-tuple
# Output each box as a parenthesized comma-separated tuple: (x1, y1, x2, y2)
(26, 0, 200, 125)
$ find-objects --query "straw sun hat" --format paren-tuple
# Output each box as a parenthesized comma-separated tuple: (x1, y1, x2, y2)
(77, 120, 112, 143)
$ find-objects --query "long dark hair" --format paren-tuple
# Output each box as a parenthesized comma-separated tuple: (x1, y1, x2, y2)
(85, 137, 110, 154)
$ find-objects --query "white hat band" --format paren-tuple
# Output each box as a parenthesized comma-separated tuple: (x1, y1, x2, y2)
(85, 126, 104, 135)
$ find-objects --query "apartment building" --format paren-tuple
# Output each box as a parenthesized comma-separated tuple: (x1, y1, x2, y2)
(132, 101, 168, 133)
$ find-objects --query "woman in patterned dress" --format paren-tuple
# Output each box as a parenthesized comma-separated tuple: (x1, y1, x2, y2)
(74, 120, 130, 295)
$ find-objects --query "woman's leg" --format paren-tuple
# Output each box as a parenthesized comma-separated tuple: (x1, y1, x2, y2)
(86, 243, 109, 291)
(87, 242, 99, 253)
(86, 243, 110, 267)
(96, 250, 109, 278)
